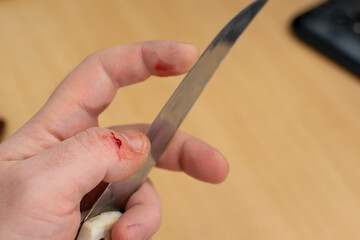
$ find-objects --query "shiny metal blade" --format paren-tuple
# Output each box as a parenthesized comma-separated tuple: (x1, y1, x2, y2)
(82, 0, 267, 222)
(146, 0, 267, 165)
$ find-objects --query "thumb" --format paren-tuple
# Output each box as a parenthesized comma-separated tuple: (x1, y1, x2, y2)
(15, 127, 150, 211)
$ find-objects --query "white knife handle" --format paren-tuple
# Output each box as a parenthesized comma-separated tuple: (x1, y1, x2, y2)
(76, 211, 121, 240)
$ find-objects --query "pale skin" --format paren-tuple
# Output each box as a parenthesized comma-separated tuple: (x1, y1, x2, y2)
(0, 41, 229, 240)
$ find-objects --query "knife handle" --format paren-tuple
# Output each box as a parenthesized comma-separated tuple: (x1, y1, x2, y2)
(77, 175, 148, 239)
(82, 168, 149, 222)
(76, 211, 122, 240)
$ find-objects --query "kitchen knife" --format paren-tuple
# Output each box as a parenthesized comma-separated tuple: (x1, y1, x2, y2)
(77, 0, 267, 239)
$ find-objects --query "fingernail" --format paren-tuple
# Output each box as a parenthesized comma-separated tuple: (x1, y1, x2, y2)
(127, 224, 145, 240)
(120, 130, 147, 154)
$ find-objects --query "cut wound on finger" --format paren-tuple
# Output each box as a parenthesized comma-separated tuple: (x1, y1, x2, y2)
(96, 129, 151, 181)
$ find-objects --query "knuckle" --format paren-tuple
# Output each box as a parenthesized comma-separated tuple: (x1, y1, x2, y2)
(85, 51, 101, 63)
(83, 52, 107, 79)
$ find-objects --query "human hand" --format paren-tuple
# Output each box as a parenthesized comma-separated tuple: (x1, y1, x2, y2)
(0, 41, 229, 240)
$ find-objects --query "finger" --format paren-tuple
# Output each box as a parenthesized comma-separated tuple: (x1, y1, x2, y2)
(8, 128, 150, 214)
(0, 41, 198, 160)
(41, 41, 198, 140)
(112, 124, 229, 184)
(160, 131, 229, 183)
(111, 179, 161, 240)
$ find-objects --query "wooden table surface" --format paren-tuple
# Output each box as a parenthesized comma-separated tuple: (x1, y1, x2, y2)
(1, 0, 360, 239)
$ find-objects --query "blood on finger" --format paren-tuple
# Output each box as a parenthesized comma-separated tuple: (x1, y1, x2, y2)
(155, 60, 175, 72)
(110, 132, 122, 149)
(101, 131, 146, 164)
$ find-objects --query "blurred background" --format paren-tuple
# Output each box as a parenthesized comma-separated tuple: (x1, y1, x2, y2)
(1, 0, 360, 239)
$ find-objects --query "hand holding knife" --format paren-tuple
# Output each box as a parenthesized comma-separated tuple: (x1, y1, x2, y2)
(77, 0, 267, 239)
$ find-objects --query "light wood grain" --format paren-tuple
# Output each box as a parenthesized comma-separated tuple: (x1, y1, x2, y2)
(1, 0, 360, 239)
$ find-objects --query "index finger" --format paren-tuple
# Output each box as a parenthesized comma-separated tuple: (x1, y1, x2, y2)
(0, 41, 198, 160)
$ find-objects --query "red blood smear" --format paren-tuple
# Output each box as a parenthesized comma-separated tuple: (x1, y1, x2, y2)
(155, 60, 175, 72)
(111, 132, 122, 149)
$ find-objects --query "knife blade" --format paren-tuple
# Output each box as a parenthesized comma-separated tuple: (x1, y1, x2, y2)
(79, 0, 267, 235)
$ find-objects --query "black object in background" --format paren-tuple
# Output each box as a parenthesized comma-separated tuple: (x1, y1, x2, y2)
(292, 0, 360, 77)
